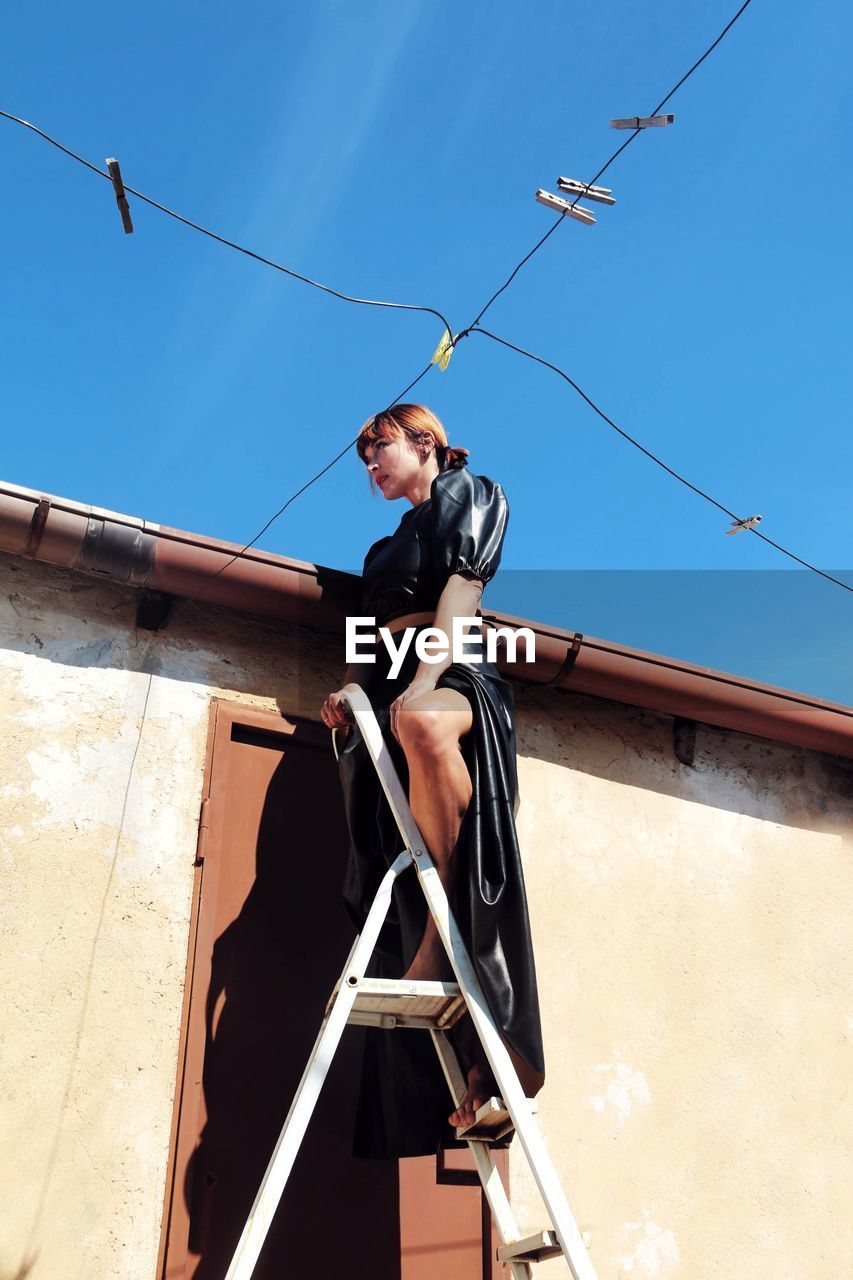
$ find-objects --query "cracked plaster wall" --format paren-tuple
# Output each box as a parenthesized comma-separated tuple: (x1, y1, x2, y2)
(1, 552, 851, 1280)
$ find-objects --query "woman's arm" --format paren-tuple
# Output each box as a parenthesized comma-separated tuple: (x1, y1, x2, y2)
(389, 572, 483, 738)
(321, 574, 484, 732)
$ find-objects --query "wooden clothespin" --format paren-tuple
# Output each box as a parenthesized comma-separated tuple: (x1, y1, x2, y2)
(106, 157, 134, 234)
(611, 113, 676, 130)
(726, 514, 763, 535)
(535, 189, 595, 226)
(556, 177, 616, 206)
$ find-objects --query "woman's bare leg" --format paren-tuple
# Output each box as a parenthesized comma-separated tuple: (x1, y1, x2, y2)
(396, 687, 473, 984)
(396, 687, 504, 1126)
(395, 687, 545, 1127)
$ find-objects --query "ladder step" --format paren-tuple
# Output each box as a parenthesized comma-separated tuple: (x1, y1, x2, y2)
(335, 978, 468, 1030)
(497, 1231, 563, 1264)
(454, 1094, 538, 1142)
(455, 1096, 514, 1142)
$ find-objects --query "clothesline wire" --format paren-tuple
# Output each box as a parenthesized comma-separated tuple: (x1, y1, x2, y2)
(181, 362, 436, 602)
(471, 328, 851, 594)
(0, 109, 454, 339)
(0, 1, 754, 347)
(220, 0, 805, 591)
(0, 106, 449, 603)
(198, 0, 760, 590)
(4, 0, 803, 598)
(463, 0, 755, 332)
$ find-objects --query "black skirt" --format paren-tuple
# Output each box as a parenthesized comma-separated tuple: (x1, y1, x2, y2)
(336, 632, 546, 1158)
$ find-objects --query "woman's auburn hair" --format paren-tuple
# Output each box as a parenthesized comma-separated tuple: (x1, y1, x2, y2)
(357, 404, 469, 474)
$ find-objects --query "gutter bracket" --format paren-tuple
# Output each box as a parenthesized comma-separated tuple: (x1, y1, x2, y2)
(673, 716, 697, 767)
(23, 499, 51, 558)
(549, 632, 584, 685)
(136, 588, 175, 632)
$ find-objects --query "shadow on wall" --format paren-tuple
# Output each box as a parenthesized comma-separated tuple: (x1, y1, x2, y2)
(181, 719, 399, 1279)
(513, 681, 853, 837)
(0, 1259, 37, 1280)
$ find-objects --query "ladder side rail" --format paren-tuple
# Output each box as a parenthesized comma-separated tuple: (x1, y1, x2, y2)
(344, 687, 599, 1280)
(430, 1030, 532, 1280)
(346, 687, 594, 1276)
(224, 853, 410, 1280)
(342, 686, 427, 855)
(418, 827, 596, 1280)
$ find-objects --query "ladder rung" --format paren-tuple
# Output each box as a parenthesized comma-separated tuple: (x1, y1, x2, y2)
(334, 978, 468, 1030)
(454, 1094, 538, 1142)
(497, 1231, 563, 1264)
(455, 1096, 514, 1142)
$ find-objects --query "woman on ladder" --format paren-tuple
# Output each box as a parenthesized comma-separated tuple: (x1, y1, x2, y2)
(320, 403, 545, 1158)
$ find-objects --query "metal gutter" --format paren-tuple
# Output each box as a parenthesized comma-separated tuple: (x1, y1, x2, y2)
(1, 480, 851, 760)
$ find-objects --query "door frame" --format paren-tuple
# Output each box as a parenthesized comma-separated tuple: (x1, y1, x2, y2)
(155, 696, 509, 1279)
(156, 699, 313, 1278)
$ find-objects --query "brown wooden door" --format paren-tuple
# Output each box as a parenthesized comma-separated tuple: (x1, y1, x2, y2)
(158, 699, 502, 1280)
(399, 1150, 507, 1280)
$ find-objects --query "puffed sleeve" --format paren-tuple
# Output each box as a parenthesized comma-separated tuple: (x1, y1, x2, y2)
(362, 535, 391, 574)
(430, 469, 509, 587)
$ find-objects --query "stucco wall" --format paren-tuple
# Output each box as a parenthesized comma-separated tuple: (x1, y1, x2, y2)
(0, 555, 336, 1280)
(1, 551, 851, 1279)
(511, 683, 853, 1278)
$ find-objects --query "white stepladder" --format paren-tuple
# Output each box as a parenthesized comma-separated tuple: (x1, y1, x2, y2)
(224, 686, 599, 1280)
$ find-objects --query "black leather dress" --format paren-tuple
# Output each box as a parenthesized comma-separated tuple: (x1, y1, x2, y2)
(337, 468, 545, 1158)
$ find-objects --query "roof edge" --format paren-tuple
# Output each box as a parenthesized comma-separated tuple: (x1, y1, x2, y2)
(1, 480, 850, 760)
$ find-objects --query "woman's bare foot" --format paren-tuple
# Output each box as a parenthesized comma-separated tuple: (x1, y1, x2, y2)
(448, 1065, 493, 1129)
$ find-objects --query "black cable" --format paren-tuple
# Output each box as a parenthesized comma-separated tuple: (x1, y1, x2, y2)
(0, 115, 450, 597)
(650, 0, 756, 117)
(0, 106, 448, 587)
(117, 0, 758, 593)
(466, 0, 755, 332)
(2, 0, 759, 564)
(178, 360, 436, 606)
(567, 0, 757, 205)
(473, 327, 851, 594)
(0, 109, 453, 339)
(460, 214, 566, 339)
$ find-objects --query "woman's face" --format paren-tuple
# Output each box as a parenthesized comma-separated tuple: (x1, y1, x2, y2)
(362, 434, 426, 501)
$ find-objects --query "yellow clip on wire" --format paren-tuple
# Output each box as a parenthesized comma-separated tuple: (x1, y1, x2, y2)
(431, 328, 455, 372)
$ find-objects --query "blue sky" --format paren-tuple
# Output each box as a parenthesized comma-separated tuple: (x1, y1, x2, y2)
(2, 1, 851, 703)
